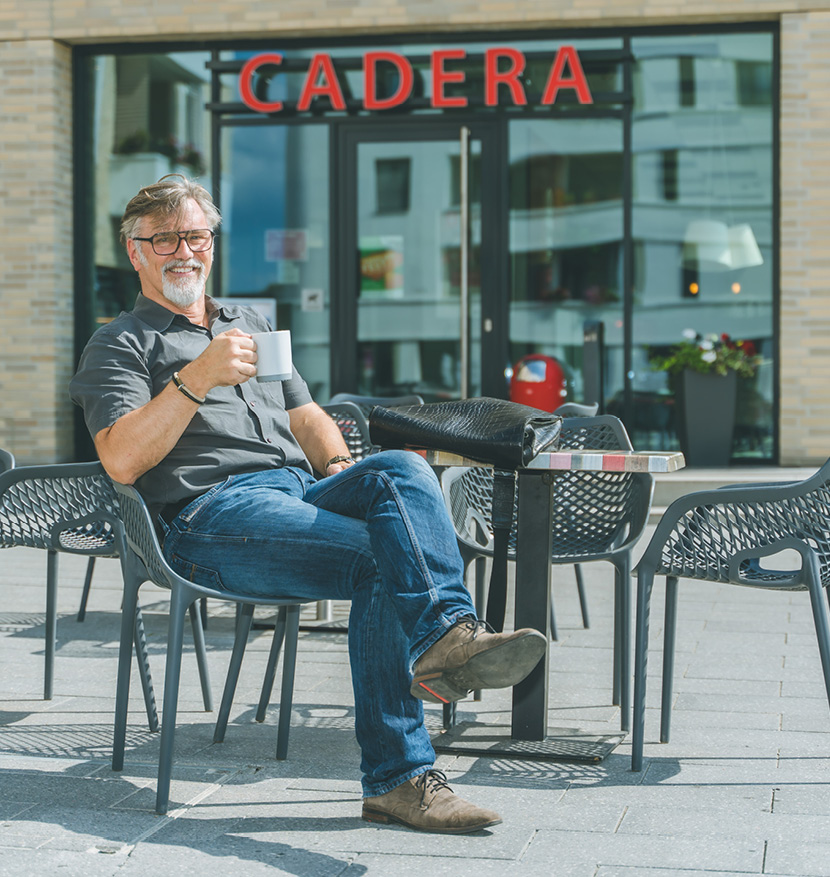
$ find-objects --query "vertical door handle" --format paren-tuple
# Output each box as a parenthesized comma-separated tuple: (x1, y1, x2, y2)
(459, 126, 471, 399)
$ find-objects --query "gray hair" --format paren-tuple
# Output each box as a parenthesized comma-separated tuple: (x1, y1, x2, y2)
(120, 174, 221, 249)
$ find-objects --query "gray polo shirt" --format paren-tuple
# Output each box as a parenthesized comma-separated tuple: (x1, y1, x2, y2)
(69, 294, 313, 519)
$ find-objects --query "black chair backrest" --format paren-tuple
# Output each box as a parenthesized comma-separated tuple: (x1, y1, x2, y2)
(322, 402, 374, 460)
(0, 462, 120, 554)
(645, 457, 830, 588)
(445, 414, 649, 559)
(329, 393, 425, 418)
(554, 402, 599, 418)
(0, 448, 14, 473)
(111, 481, 176, 588)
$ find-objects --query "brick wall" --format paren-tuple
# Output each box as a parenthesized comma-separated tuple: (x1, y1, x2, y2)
(780, 12, 830, 465)
(0, 1, 808, 43)
(0, 40, 74, 464)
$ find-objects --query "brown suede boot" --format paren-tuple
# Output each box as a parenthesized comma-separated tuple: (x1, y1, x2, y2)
(411, 617, 546, 704)
(362, 769, 501, 833)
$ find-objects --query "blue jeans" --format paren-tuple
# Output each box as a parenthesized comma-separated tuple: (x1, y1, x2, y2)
(161, 450, 476, 796)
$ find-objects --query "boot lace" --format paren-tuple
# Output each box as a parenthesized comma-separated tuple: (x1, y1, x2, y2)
(414, 769, 452, 807)
(456, 618, 493, 639)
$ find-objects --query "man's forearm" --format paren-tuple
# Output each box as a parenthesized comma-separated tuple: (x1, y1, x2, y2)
(94, 329, 257, 484)
(289, 402, 352, 475)
(95, 381, 202, 484)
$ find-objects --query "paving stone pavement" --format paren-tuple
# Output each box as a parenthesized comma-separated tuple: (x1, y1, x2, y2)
(1, 531, 829, 876)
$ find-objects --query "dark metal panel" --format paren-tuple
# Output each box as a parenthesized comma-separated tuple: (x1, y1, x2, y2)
(622, 35, 634, 428)
(511, 469, 553, 739)
(72, 51, 98, 461)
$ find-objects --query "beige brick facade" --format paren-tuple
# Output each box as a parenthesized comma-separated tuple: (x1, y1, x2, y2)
(0, 38, 74, 464)
(780, 11, 830, 465)
(0, 1, 828, 464)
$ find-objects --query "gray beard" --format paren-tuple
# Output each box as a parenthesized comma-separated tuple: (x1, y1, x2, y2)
(162, 274, 204, 307)
(160, 260, 205, 307)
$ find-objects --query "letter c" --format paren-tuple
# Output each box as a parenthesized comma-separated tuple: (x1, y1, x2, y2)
(239, 53, 284, 113)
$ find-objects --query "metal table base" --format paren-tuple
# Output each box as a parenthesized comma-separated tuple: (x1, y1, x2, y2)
(433, 720, 625, 763)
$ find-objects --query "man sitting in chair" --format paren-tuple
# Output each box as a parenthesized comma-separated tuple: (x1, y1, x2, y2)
(70, 175, 546, 835)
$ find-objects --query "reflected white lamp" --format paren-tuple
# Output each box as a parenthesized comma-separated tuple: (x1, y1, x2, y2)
(728, 224, 764, 269)
(682, 219, 732, 272)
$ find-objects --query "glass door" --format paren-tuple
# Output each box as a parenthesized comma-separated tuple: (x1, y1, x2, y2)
(336, 122, 502, 401)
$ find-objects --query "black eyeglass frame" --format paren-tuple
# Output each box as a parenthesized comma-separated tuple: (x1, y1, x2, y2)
(132, 229, 216, 256)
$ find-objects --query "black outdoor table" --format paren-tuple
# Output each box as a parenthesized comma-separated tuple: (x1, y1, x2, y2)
(424, 447, 686, 763)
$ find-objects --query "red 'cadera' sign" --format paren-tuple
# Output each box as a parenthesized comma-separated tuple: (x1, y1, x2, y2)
(239, 46, 593, 113)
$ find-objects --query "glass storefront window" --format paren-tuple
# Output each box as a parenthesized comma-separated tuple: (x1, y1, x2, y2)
(78, 27, 776, 463)
(630, 32, 774, 460)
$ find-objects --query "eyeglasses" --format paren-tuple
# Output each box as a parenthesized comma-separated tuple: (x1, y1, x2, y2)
(132, 229, 215, 256)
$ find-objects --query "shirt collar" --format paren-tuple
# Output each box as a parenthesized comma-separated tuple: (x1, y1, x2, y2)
(131, 294, 243, 332)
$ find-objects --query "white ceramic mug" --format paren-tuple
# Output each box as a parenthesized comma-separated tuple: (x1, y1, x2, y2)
(252, 330, 292, 382)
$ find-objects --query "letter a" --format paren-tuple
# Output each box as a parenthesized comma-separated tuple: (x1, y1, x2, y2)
(541, 46, 593, 105)
(298, 54, 347, 111)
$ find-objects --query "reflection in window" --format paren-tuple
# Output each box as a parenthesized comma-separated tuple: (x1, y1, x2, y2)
(508, 117, 624, 406)
(737, 60, 772, 107)
(89, 52, 212, 328)
(631, 32, 774, 461)
(678, 56, 696, 107)
(376, 158, 411, 214)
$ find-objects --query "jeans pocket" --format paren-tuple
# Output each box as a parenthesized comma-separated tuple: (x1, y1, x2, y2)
(169, 553, 227, 592)
(178, 476, 235, 529)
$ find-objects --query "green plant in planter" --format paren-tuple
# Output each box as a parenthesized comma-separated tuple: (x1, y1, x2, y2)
(651, 329, 761, 379)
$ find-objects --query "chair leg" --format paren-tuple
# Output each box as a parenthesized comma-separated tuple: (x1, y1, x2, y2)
(134, 604, 159, 732)
(473, 556, 487, 617)
(575, 563, 590, 629)
(200, 596, 208, 630)
(805, 569, 830, 713)
(44, 550, 58, 700)
(631, 566, 655, 771)
(615, 554, 632, 732)
(660, 576, 679, 743)
(188, 602, 213, 712)
(442, 702, 457, 730)
(256, 606, 288, 723)
(113, 572, 141, 772)
(77, 557, 96, 622)
(155, 590, 190, 815)
(549, 581, 559, 642)
(276, 605, 301, 761)
(473, 557, 486, 701)
(214, 603, 255, 743)
(612, 563, 622, 707)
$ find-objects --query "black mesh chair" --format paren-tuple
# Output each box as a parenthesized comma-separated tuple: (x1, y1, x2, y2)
(0, 457, 158, 722)
(631, 461, 830, 770)
(111, 481, 311, 814)
(321, 401, 374, 461)
(554, 401, 600, 630)
(441, 415, 653, 731)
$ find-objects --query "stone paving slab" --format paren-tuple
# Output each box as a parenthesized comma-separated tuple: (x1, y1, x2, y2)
(519, 828, 765, 873)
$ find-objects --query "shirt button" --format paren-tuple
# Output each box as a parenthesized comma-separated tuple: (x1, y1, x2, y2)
(266, 437, 273, 444)
(249, 401, 256, 408)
